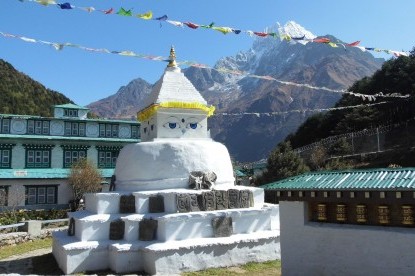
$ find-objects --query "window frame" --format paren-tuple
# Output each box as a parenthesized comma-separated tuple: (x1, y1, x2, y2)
(25, 149, 51, 168)
(0, 149, 11, 168)
(98, 150, 119, 168)
(0, 118, 11, 134)
(99, 124, 119, 138)
(27, 120, 50, 135)
(63, 149, 87, 168)
(64, 122, 86, 137)
(25, 185, 57, 205)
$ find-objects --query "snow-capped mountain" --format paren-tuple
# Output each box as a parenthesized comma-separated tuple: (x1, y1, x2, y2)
(88, 21, 383, 162)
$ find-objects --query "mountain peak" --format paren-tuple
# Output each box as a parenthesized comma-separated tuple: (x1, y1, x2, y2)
(278, 21, 316, 44)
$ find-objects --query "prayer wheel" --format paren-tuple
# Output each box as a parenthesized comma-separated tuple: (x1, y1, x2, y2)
(336, 204, 347, 222)
(378, 205, 390, 224)
(356, 204, 367, 223)
(317, 204, 327, 221)
(402, 205, 414, 225)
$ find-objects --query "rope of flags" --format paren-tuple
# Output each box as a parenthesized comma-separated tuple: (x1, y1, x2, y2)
(18, 0, 410, 57)
(1, 30, 410, 102)
(216, 101, 389, 118)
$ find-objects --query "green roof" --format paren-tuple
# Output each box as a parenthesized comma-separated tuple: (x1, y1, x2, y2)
(0, 134, 139, 143)
(54, 103, 89, 110)
(0, 168, 115, 179)
(261, 168, 415, 191)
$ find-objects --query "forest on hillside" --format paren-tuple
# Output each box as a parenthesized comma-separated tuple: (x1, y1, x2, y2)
(0, 59, 73, 117)
(257, 48, 415, 185)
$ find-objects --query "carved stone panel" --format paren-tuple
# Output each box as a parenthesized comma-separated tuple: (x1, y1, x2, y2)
(139, 219, 158, 241)
(176, 193, 191, 213)
(149, 194, 165, 213)
(228, 189, 240, 209)
(212, 217, 233, 237)
(67, 217, 75, 236)
(202, 191, 216, 211)
(239, 190, 253, 208)
(189, 194, 201, 212)
(109, 219, 125, 240)
(215, 190, 229, 210)
(119, 195, 136, 213)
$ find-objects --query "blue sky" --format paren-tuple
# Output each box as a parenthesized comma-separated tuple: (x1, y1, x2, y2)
(1, 0, 415, 106)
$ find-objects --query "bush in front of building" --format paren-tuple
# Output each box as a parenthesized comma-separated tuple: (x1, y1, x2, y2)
(68, 158, 103, 211)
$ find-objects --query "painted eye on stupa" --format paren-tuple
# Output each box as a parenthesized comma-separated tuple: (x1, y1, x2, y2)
(163, 116, 181, 129)
(187, 123, 199, 129)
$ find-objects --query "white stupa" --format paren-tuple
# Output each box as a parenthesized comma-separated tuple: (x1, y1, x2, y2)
(53, 47, 280, 275)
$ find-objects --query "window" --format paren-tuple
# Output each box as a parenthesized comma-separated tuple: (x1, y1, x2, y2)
(63, 150, 86, 168)
(98, 150, 119, 168)
(26, 150, 50, 168)
(131, 125, 140, 138)
(0, 186, 8, 206)
(0, 118, 10, 134)
(99, 124, 119, 138)
(23, 145, 54, 168)
(64, 122, 86, 136)
(27, 120, 50, 135)
(0, 149, 11, 168)
(64, 109, 78, 117)
(25, 185, 57, 205)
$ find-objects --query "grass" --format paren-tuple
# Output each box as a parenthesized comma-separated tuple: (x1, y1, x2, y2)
(183, 260, 281, 276)
(0, 237, 52, 260)
(0, 239, 281, 275)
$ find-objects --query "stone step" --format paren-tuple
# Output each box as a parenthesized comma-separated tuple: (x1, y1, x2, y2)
(85, 187, 264, 214)
(53, 230, 280, 275)
(68, 204, 279, 242)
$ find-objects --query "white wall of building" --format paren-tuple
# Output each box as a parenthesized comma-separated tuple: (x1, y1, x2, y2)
(280, 201, 415, 276)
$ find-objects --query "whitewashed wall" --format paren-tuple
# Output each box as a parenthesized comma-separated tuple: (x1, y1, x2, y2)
(280, 201, 415, 276)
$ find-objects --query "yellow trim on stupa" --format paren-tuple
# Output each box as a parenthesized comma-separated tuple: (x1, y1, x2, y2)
(137, 102, 215, 122)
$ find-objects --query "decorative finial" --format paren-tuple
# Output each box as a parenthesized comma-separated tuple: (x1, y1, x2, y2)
(167, 46, 177, 68)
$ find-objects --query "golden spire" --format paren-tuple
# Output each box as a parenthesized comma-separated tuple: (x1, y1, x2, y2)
(167, 46, 177, 68)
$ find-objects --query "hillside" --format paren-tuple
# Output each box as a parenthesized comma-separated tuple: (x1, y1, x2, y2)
(270, 49, 415, 172)
(0, 59, 73, 117)
(287, 50, 415, 149)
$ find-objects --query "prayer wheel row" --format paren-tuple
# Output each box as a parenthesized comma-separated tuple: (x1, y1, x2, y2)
(316, 204, 414, 225)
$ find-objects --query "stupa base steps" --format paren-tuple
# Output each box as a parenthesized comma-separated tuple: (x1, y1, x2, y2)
(53, 230, 280, 275)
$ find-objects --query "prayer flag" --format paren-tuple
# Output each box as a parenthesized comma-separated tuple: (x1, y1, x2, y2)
(184, 22, 199, 29)
(155, 15, 168, 21)
(212, 27, 233, 34)
(232, 29, 241, 34)
(57, 3, 73, 9)
(82, 7, 95, 13)
(137, 11, 153, 20)
(292, 35, 305, 40)
(102, 8, 113, 14)
(117, 7, 133, 16)
(328, 42, 338, 48)
(346, 41, 360, 47)
(253, 32, 268, 37)
(313, 37, 330, 43)
(166, 20, 184, 27)
(36, 0, 56, 6)
(201, 22, 214, 29)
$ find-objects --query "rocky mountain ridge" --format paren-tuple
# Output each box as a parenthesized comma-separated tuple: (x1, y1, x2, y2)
(87, 21, 383, 161)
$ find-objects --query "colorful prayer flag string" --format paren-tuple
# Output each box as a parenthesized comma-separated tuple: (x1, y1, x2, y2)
(18, 0, 410, 57)
(0, 30, 410, 102)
